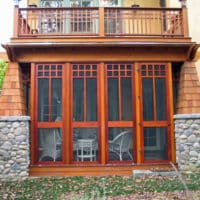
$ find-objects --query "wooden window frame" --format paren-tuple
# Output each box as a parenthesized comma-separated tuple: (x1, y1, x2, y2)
(138, 62, 173, 163)
(30, 62, 174, 166)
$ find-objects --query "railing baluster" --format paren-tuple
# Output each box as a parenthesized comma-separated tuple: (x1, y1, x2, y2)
(17, 7, 186, 38)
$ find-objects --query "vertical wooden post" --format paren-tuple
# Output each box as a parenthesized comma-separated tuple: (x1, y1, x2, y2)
(167, 62, 175, 163)
(30, 63, 35, 164)
(13, 6, 19, 37)
(65, 63, 71, 164)
(181, 6, 189, 37)
(99, 7, 105, 37)
(134, 62, 142, 164)
(100, 62, 106, 164)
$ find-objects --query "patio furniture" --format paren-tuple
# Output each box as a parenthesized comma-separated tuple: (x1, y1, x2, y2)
(76, 139, 97, 161)
(109, 130, 133, 161)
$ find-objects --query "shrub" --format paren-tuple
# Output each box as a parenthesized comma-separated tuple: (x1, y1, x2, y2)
(0, 59, 7, 91)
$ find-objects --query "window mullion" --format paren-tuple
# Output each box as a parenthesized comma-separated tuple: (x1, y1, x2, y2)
(84, 76, 87, 121)
(153, 77, 157, 121)
(118, 76, 122, 121)
(48, 77, 52, 122)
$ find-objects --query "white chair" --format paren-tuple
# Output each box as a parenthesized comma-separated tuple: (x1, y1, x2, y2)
(109, 130, 133, 161)
(76, 139, 96, 161)
(39, 129, 62, 162)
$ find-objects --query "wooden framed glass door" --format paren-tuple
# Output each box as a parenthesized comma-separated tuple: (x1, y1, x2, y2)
(139, 63, 171, 162)
(32, 62, 173, 166)
(71, 63, 100, 163)
(105, 63, 135, 163)
(35, 63, 64, 164)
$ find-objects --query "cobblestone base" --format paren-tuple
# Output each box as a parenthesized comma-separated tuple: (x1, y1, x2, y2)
(175, 114, 200, 172)
(0, 116, 30, 180)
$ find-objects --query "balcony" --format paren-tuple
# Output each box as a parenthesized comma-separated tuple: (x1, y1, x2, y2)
(13, 6, 189, 41)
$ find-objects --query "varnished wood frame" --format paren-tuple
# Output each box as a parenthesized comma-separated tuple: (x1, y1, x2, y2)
(138, 62, 173, 163)
(70, 63, 101, 164)
(33, 63, 65, 165)
(104, 62, 136, 164)
(30, 61, 175, 167)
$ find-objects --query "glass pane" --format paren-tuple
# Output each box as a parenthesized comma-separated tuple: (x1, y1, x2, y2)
(121, 78, 132, 121)
(38, 79, 49, 122)
(142, 78, 154, 121)
(38, 128, 62, 162)
(73, 128, 98, 162)
(73, 78, 84, 121)
(156, 78, 166, 120)
(86, 78, 97, 121)
(108, 128, 133, 161)
(144, 127, 168, 160)
(51, 78, 62, 121)
(108, 78, 119, 121)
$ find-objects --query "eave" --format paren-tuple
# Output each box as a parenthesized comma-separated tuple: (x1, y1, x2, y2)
(3, 41, 197, 63)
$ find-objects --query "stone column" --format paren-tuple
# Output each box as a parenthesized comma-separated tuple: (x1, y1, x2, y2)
(174, 114, 200, 172)
(0, 116, 30, 180)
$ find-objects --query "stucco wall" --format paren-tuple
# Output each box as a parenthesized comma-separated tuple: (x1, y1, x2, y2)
(125, 0, 160, 7)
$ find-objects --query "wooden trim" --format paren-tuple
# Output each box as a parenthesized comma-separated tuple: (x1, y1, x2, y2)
(30, 62, 35, 164)
(64, 63, 70, 163)
(135, 62, 142, 163)
(29, 163, 175, 176)
(100, 62, 106, 164)
(13, 6, 19, 37)
(167, 62, 175, 162)
(182, 7, 189, 37)
(99, 7, 104, 37)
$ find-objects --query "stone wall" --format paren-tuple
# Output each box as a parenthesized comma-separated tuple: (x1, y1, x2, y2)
(175, 114, 200, 172)
(0, 116, 30, 180)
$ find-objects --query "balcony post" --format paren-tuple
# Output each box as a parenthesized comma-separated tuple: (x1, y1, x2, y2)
(180, 0, 189, 37)
(99, 7, 105, 37)
(13, 5, 19, 37)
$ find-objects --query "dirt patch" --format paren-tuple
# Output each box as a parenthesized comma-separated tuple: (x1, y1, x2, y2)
(61, 190, 200, 200)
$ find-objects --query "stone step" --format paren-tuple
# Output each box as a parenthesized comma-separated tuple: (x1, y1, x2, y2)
(133, 170, 177, 177)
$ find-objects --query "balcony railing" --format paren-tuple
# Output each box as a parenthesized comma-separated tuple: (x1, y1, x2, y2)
(14, 7, 188, 38)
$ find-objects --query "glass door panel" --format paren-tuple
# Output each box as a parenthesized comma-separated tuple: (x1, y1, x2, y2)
(106, 63, 134, 162)
(108, 127, 133, 161)
(36, 64, 63, 164)
(144, 127, 168, 160)
(38, 128, 62, 162)
(140, 63, 169, 162)
(72, 64, 99, 163)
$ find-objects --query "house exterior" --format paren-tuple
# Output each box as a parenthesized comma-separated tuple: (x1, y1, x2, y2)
(0, 0, 200, 179)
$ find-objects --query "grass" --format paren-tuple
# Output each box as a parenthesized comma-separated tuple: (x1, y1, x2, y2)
(0, 173, 199, 200)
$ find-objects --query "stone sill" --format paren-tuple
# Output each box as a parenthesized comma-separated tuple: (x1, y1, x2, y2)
(0, 116, 30, 121)
(174, 114, 200, 119)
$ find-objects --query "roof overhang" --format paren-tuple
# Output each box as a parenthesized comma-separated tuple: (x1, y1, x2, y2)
(2, 41, 198, 62)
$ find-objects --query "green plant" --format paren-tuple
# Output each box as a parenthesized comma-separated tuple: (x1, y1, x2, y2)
(0, 59, 7, 90)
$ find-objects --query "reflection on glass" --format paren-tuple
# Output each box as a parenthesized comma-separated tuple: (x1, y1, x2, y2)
(108, 78, 119, 121)
(73, 78, 84, 121)
(142, 78, 154, 120)
(38, 78, 62, 122)
(121, 78, 132, 121)
(38, 128, 62, 162)
(51, 78, 62, 121)
(86, 78, 97, 121)
(156, 78, 166, 120)
(144, 127, 168, 160)
(38, 79, 49, 122)
(108, 128, 133, 161)
(73, 128, 98, 162)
